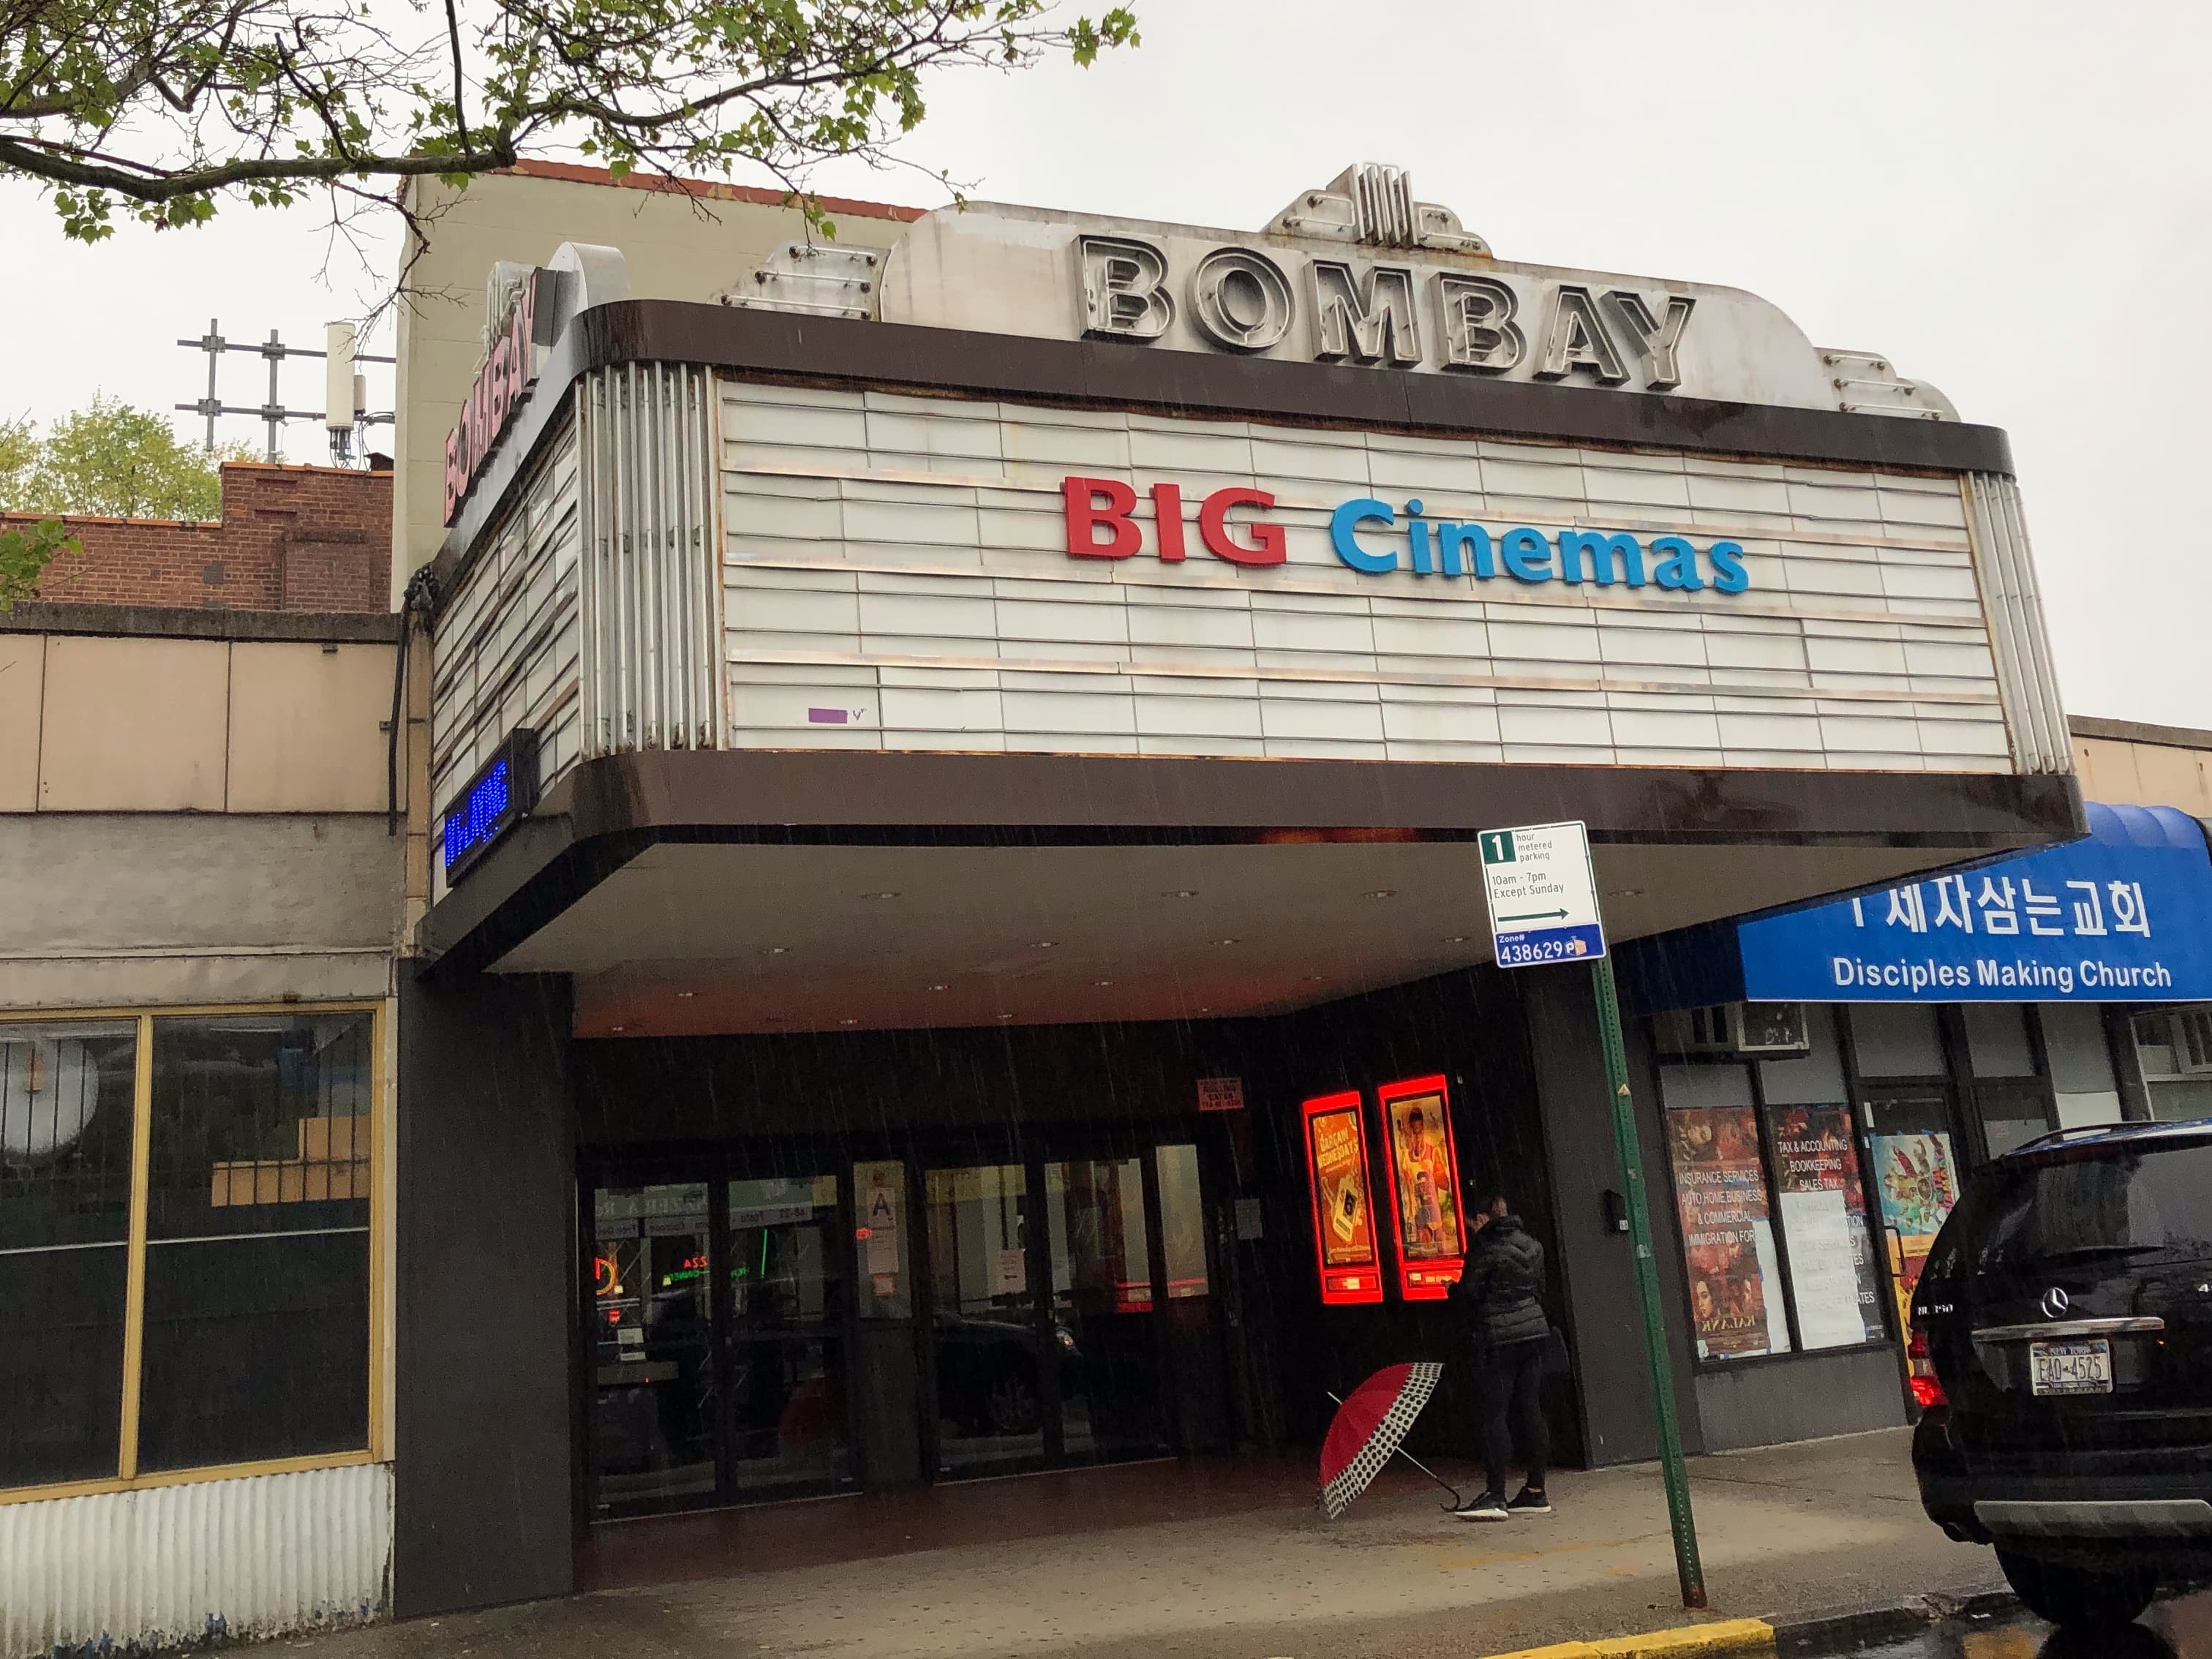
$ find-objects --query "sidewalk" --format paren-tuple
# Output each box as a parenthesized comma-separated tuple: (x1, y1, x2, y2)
(298, 1429, 2003, 1659)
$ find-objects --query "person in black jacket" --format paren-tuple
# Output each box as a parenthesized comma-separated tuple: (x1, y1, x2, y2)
(1448, 1194, 1552, 1521)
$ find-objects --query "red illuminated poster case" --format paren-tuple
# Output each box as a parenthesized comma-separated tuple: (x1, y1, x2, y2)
(1377, 1075, 1466, 1300)
(1301, 1091, 1383, 1306)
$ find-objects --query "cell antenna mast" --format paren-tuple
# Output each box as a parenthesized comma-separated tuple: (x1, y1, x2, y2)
(176, 320, 396, 463)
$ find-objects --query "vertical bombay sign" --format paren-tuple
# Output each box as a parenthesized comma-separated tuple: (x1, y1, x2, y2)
(1302, 1091, 1382, 1306)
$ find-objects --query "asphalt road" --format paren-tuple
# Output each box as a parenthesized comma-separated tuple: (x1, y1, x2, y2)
(1859, 1592, 2212, 1659)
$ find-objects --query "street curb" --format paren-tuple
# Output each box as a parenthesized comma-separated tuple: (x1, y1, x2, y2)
(1483, 1618, 1777, 1659)
(1483, 1587, 2021, 1659)
(1770, 1588, 2020, 1655)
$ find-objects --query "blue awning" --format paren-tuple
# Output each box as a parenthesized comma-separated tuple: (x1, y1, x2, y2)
(1624, 802, 2212, 1010)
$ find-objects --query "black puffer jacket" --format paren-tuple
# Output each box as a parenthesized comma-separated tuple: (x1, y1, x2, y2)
(1452, 1216, 1549, 1348)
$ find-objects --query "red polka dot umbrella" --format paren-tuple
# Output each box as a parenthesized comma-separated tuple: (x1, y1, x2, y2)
(1319, 1361, 1456, 1519)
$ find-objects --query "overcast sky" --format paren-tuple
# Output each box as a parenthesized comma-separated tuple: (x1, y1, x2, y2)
(4, 1, 2205, 726)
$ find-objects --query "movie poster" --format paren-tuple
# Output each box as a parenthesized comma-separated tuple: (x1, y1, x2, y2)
(1666, 1105, 1789, 1360)
(1301, 1092, 1382, 1305)
(1870, 1132, 1960, 1337)
(1381, 1088, 1464, 1265)
(1309, 1105, 1378, 1268)
(1767, 1105, 1886, 1348)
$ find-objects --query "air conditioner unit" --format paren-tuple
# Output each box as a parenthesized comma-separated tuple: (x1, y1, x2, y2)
(1654, 1001, 1810, 1059)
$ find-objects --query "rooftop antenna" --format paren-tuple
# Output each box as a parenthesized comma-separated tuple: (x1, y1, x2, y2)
(176, 320, 395, 463)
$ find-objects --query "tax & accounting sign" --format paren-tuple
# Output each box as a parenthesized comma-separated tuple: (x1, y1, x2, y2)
(1479, 820, 1606, 968)
(1737, 805, 2212, 1002)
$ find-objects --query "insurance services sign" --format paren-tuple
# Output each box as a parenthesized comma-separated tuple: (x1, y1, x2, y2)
(1734, 805, 2212, 1003)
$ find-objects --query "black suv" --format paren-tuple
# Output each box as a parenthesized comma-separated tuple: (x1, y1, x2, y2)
(1911, 1120, 2212, 1630)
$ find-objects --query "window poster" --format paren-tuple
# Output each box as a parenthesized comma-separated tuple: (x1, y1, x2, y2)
(1870, 1131, 1960, 1339)
(1301, 1090, 1382, 1306)
(854, 1159, 908, 1318)
(1767, 1105, 1886, 1348)
(1377, 1075, 1465, 1301)
(1666, 1106, 1791, 1361)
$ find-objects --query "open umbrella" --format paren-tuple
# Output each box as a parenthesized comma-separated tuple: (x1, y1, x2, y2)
(1319, 1361, 1459, 1518)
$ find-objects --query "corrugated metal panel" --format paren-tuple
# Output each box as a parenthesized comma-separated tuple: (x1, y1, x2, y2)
(580, 363, 725, 757)
(1965, 471, 2072, 773)
(0, 1463, 392, 1658)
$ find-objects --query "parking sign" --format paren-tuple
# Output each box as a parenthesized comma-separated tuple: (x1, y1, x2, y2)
(1478, 821, 1607, 967)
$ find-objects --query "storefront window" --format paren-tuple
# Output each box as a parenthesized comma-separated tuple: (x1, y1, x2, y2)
(2130, 1007, 2212, 1121)
(1848, 1004, 1945, 1077)
(0, 1020, 138, 1489)
(854, 1160, 910, 1317)
(0, 1005, 380, 1498)
(139, 1013, 375, 1471)
(1155, 1144, 1209, 1301)
(1961, 1004, 2036, 1078)
(1862, 1092, 1962, 1337)
(1660, 1064, 1792, 1362)
(1765, 1104, 1886, 1348)
(1760, 1009, 1886, 1348)
(2039, 1004, 2122, 1129)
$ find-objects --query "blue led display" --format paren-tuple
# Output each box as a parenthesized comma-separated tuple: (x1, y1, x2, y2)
(442, 759, 511, 872)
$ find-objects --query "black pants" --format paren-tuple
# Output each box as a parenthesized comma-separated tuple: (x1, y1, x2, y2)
(1475, 1336, 1550, 1498)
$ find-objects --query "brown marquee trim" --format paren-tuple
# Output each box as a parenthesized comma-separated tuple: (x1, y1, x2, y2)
(432, 301, 2017, 592)
(415, 748, 2084, 977)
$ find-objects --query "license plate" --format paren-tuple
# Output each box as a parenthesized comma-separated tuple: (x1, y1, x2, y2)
(2030, 1339, 2113, 1396)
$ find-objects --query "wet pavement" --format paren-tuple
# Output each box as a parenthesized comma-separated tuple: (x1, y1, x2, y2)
(1858, 1592, 2212, 1659)
(269, 1427, 2016, 1659)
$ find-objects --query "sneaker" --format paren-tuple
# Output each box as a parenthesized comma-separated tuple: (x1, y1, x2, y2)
(1453, 1491, 1510, 1522)
(1507, 1486, 1553, 1516)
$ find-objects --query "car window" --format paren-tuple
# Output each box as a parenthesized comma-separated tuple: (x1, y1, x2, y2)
(1966, 1142, 2212, 1277)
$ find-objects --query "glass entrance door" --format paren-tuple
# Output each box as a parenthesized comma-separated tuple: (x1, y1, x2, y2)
(585, 1165, 855, 1519)
(925, 1162, 1047, 1477)
(724, 1173, 851, 1499)
(1046, 1156, 1168, 1463)
(922, 1143, 1216, 1480)
(588, 1181, 716, 1515)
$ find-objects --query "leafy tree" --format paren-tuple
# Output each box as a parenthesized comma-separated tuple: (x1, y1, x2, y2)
(0, 0, 1140, 241)
(0, 400, 252, 608)
(26, 399, 250, 520)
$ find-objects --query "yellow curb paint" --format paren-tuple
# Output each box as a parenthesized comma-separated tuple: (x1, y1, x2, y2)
(1593, 1620, 1775, 1657)
(1485, 1617, 1775, 1659)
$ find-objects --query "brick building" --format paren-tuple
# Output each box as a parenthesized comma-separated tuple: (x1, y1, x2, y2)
(10, 460, 391, 612)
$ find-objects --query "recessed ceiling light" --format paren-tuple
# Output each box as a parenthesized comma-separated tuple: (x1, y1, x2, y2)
(766, 946, 789, 955)
(1442, 935, 1470, 944)
(1165, 889, 1199, 900)
(1199, 1006, 1211, 1013)
(1034, 940, 1056, 948)
(862, 891, 900, 900)
(839, 1017, 860, 1026)
(610, 1024, 625, 1032)
(1214, 938, 1239, 946)
(1305, 974, 1324, 982)
(675, 990, 696, 999)
(1094, 979, 1113, 987)
(1363, 889, 1396, 900)
(996, 1012, 1015, 1020)
(928, 983, 949, 992)
(1605, 888, 1647, 900)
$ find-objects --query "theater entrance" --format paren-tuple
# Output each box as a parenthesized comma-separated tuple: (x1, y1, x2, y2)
(580, 1137, 1225, 1521)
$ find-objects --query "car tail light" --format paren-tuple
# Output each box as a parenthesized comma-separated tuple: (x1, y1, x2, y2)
(1908, 1325, 1947, 1409)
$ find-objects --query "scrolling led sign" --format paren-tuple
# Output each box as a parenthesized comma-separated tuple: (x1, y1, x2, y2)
(440, 727, 541, 882)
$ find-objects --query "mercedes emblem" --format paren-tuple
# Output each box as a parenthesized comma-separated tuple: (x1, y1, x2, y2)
(2041, 1285, 2072, 1320)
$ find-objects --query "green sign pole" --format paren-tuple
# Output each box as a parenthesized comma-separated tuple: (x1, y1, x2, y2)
(1592, 952, 1707, 1609)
